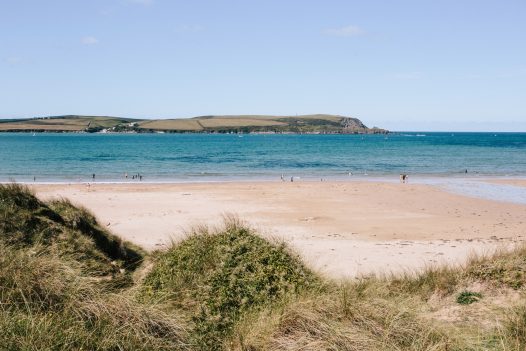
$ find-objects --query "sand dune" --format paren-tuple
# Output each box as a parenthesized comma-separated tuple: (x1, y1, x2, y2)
(33, 181, 526, 278)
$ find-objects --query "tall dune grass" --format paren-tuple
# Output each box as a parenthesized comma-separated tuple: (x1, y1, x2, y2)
(0, 184, 188, 350)
(1, 183, 525, 350)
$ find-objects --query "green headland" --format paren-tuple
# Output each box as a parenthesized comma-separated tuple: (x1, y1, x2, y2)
(0, 114, 388, 134)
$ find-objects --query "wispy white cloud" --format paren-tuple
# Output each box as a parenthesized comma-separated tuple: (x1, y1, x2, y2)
(391, 72, 423, 80)
(81, 36, 99, 45)
(324, 25, 366, 37)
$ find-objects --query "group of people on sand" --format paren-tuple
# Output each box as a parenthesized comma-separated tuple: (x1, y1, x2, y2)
(83, 172, 144, 185)
(281, 174, 296, 182)
(125, 172, 143, 181)
(280, 172, 411, 183)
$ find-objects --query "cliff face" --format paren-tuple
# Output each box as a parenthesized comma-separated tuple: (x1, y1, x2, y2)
(340, 117, 388, 134)
(340, 117, 367, 129)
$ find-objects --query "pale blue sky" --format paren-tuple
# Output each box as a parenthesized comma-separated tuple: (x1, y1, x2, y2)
(1, 0, 525, 131)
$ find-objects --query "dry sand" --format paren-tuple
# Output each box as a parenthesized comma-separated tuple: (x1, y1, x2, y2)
(32, 181, 526, 278)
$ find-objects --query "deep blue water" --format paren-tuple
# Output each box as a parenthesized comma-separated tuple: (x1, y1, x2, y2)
(0, 132, 525, 182)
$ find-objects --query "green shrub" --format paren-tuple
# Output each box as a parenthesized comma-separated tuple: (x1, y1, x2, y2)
(456, 291, 482, 305)
(141, 219, 320, 350)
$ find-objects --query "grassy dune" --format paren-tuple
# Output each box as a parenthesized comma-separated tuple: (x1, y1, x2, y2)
(140, 218, 319, 349)
(1, 184, 525, 350)
(0, 184, 188, 350)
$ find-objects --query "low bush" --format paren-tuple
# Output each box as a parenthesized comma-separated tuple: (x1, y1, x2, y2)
(141, 218, 320, 349)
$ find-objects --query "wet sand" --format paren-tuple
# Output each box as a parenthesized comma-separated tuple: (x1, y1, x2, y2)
(32, 181, 526, 278)
(486, 179, 526, 188)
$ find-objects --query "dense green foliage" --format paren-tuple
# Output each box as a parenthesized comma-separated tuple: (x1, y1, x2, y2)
(141, 220, 320, 349)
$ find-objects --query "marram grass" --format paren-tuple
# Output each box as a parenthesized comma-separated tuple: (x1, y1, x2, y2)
(140, 218, 321, 349)
(1, 183, 526, 350)
(0, 183, 188, 350)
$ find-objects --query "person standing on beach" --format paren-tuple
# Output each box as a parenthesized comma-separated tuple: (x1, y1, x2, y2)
(92, 173, 95, 180)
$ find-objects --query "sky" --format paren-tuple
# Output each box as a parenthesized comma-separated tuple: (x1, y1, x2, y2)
(0, 0, 525, 131)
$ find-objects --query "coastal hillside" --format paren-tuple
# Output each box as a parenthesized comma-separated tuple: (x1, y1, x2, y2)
(0, 114, 387, 134)
(0, 115, 140, 133)
(1, 183, 526, 350)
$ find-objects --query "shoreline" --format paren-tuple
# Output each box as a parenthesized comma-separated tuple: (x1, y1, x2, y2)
(32, 180, 526, 278)
(8, 174, 526, 184)
(12, 176, 526, 206)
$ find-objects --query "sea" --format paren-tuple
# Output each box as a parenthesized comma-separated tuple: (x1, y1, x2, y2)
(1, 132, 525, 183)
(2, 131, 526, 203)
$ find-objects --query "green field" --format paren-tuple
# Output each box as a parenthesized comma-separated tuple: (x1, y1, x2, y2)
(138, 119, 204, 131)
(0, 115, 137, 132)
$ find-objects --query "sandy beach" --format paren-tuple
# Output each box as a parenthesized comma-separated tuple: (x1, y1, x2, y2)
(32, 180, 526, 278)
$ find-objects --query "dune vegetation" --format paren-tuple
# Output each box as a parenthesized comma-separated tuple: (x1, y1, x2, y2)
(1, 183, 525, 350)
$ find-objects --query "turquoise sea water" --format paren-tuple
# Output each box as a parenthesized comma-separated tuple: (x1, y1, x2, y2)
(1, 132, 525, 183)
